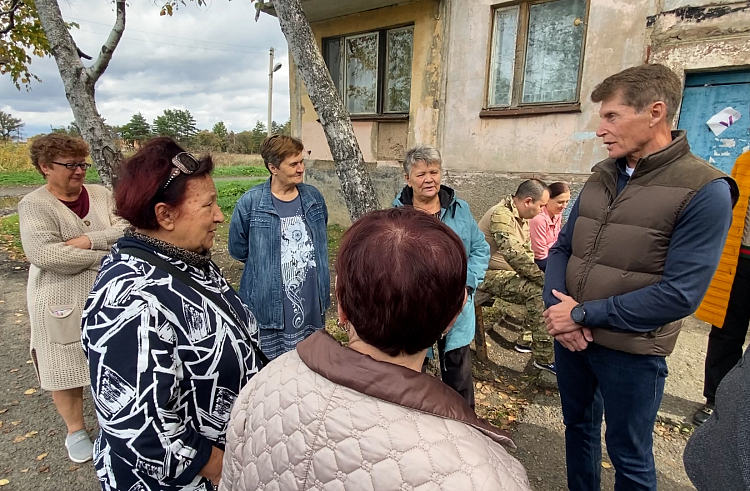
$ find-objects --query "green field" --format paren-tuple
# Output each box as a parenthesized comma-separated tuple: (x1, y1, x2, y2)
(0, 165, 267, 187)
(216, 178, 265, 216)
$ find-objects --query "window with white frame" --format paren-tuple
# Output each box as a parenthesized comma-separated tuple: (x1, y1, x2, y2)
(324, 25, 414, 116)
(487, 0, 587, 110)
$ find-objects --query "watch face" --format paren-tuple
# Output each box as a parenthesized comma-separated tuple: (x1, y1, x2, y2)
(572, 306, 585, 323)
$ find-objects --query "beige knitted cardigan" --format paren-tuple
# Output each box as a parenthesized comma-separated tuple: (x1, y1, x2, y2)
(19, 185, 127, 391)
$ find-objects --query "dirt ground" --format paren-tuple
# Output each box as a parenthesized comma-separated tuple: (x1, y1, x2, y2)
(0, 238, 712, 490)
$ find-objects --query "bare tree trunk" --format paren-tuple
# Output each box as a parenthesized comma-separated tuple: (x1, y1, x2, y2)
(35, 0, 126, 188)
(272, 0, 380, 221)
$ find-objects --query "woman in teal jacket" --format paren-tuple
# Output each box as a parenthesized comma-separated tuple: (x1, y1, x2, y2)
(393, 144, 490, 409)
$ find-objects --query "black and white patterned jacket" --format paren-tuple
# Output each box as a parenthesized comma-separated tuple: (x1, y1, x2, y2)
(82, 235, 261, 491)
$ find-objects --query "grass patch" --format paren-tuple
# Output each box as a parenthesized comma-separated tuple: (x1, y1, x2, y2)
(0, 168, 102, 187)
(0, 214, 24, 260)
(0, 165, 267, 187)
(213, 165, 268, 178)
(0, 142, 31, 172)
(216, 179, 265, 216)
(212, 154, 264, 167)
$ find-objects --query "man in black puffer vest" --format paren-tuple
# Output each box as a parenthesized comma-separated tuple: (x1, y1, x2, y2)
(543, 64, 738, 491)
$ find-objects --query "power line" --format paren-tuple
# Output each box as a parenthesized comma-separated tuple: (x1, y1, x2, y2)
(68, 16, 270, 51)
(75, 28, 269, 54)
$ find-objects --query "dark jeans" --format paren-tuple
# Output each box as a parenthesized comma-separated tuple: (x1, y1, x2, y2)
(704, 255, 750, 404)
(423, 340, 474, 409)
(556, 341, 668, 491)
(535, 257, 548, 272)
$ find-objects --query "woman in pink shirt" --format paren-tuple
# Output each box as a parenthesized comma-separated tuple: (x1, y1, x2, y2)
(529, 182, 571, 272)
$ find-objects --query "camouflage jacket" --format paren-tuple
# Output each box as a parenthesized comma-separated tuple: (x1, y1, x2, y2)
(479, 196, 544, 287)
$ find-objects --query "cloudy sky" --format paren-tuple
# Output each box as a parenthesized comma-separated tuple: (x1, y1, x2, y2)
(1, 0, 290, 137)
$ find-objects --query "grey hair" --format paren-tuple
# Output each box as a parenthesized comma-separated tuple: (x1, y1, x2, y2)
(403, 144, 442, 175)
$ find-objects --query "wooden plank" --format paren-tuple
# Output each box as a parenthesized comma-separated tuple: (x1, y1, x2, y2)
(474, 304, 488, 361)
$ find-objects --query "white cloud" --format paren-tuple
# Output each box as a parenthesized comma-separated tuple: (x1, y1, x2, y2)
(0, 0, 290, 137)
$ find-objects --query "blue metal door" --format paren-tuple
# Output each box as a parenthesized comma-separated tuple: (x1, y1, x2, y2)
(677, 71, 750, 174)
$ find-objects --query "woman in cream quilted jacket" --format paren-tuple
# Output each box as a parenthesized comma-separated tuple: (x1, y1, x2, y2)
(221, 207, 530, 491)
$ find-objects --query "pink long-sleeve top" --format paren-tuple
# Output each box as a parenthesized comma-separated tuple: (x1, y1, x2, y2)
(529, 210, 562, 260)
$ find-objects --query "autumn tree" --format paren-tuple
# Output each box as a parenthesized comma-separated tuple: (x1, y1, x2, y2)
(0, 110, 24, 141)
(0, 0, 50, 89)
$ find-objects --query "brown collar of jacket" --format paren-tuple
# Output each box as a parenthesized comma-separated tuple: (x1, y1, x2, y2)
(297, 331, 516, 449)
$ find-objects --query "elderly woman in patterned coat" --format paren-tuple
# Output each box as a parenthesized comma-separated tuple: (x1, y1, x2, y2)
(18, 134, 126, 463)
(82, 138, 263, 491)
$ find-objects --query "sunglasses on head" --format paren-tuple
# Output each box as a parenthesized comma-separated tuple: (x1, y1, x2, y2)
(163, 152, 200, 189)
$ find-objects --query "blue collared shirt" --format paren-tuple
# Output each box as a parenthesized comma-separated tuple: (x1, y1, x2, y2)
(544, 162, 733, 332)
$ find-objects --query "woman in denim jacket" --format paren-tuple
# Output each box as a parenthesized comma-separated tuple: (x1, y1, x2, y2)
(229, 135, 330, 360)
(393, 144, 490, 409)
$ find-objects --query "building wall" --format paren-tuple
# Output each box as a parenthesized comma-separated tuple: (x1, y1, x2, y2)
(647, 1, 750, 75)
(295, 0, 750, 224)
(440, 0, 660, 174)
(291, 0, 444, 164)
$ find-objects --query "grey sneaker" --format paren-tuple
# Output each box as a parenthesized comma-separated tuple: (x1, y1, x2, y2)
(65, 429, 93, 463)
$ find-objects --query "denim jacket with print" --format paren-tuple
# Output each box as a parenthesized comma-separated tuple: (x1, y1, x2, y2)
(228, 179, 331, 331)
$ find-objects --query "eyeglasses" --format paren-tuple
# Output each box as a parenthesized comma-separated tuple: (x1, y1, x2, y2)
(52, 161, 91, 171)
(163, 152, 200, 189)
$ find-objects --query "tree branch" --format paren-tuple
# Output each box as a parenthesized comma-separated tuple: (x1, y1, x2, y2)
(87, 0, 125, 82)
(0, 0, 22, 36)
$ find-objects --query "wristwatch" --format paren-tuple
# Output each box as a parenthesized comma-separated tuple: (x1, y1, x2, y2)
(571, 303, 586, 324)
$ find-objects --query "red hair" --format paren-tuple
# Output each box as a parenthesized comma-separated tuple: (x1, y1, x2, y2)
(336, 207, 467, 356)
(115, 137, 214, 230)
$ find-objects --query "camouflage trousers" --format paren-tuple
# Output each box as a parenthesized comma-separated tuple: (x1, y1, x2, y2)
(479, 270, 554, 365)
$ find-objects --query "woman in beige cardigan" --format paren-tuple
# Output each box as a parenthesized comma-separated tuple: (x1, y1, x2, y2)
(18, 134, 126, 463)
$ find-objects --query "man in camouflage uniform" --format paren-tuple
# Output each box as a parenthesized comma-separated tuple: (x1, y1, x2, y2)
(478, 179, 555, 373)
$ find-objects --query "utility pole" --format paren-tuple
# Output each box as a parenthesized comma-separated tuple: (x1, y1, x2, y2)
(268, 47, 282, 137)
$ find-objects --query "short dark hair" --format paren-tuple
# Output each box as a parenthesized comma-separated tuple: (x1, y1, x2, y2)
(29, 134, 89, 177)
(260, 134, 304, 173)
(515, 179, 549, 201)
(591, 64, 682, 122)
(336, 207, 468, 357)
(115, 137, 214, 230)
(548, 182, 570, 199)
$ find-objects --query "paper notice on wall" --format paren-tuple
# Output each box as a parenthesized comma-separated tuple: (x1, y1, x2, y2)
(707, 107, 742, 136)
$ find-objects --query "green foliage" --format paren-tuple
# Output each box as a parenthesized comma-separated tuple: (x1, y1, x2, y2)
(0, 0, 51, 89)
(216, 178, 264, 216)
(121, 112, 151, 147)
(0, 110, 24, 141)
(212, 165, 267, 178)
(153, 109, 198, 144)
(0, 213, 23, 258)
(250, 121, 267, 152)
(212, 121, 228, 139)
(0, 164, 265, 186)
(0, 167, 101, 186)
(49, 121, 81, 137)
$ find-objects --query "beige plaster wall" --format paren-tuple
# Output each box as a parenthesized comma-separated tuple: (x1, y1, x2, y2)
(292, 0, 443, 163)
(648, 1, 750, 116)
(440, 0, 659, 173)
